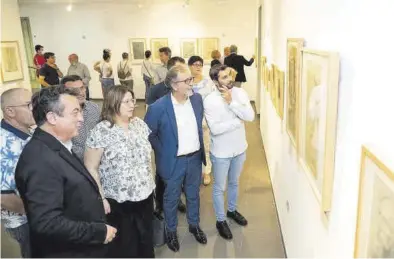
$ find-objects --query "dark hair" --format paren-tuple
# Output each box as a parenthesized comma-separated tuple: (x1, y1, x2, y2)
(103, 52, 110, 61)
(209, 64, 228, 81)
(44, 52, 55, 60)
(122, 52, 128, 59)
(159, 47, 171, 58)
(35, 45, 43, 52)
(60, 75, 82, 85)
(32, 85, 78, 127)
(188, 56, 204, 66)
(101, 85, 135, 127)
(167, 56, 185, 70)
(145, 50, 152, 59)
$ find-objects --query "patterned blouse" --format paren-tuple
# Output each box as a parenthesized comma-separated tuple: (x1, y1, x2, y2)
(86, 118, 155, 202)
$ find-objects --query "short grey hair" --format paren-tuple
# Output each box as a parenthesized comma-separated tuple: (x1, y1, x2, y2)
(229, 45, 238, 53)
(164, 64, 189, 91)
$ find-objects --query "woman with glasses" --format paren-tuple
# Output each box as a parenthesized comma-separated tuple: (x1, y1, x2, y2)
(188, 56, 215, 186)
(84, 85, 155, 258)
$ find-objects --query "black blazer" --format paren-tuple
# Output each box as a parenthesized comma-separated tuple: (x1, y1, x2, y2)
(146, 81, 169, 105)
(15, 128, 108, 258)
(211, 59, 221, 67)
(224, 53, 254, 82)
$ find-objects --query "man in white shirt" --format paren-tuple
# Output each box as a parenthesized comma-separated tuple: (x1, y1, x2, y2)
(154, 47, 171, 84)
(204, 64, 255, 240)
(117, 52, 133, 91)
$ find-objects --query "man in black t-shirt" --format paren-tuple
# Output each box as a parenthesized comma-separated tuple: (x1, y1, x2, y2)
(39, 52, 63, 87)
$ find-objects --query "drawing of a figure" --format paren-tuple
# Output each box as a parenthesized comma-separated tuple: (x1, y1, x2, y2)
(183, 42, 195, 58)
(305, 61, 323, 179)
(132, 42, 145, 60)
(2, 47, 18, 72)
(367, 175, 394, 258)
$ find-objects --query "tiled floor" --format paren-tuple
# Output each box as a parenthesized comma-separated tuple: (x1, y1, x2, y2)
(1, 100, 286, 258)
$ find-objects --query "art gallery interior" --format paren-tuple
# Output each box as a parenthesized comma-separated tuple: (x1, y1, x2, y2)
(1, 0, 394, 258)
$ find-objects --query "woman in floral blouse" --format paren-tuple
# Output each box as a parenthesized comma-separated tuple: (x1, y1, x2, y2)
(84, 85, 155, 258)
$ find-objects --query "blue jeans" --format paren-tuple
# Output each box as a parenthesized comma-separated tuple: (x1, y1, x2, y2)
(101, 78, 114, 97)
(210, 152, 246, 222)
(162, 151, 202, 232)
(143, 74, 153, 103)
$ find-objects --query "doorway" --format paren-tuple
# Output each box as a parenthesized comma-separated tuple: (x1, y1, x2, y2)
(20, 17, 39, 91)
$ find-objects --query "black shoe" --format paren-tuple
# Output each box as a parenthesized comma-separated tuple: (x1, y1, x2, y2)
(227, 210, 248, 226)
(178, 200, 186, 213)
(189, 225, 207, 244)
(165, 230, 180, 252)
(216, 221, 233, 240)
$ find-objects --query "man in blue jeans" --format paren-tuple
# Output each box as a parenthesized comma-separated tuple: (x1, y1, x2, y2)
(204, 64, 255, 240)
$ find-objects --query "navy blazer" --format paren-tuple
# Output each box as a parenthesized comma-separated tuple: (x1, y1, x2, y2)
(144, 93, 206, 180)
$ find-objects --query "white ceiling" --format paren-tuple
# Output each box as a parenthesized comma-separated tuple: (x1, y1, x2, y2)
(18, 0, 226, 4)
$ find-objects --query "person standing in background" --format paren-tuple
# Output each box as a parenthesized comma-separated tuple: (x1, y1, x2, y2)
(66, 54, 91, 100)
(117, 52, 134, 92)
(219, 46, 230, 64)
(94, 49, 114, 98)
(1, 88, 36, 258)
(224, 45, 255, 88)
(38, 52, 63, 88)
(188, 55, 215, 186)
(33, 45, 45, 78)
(211, 50, 222, 67)
(141, 50, 155, 104)
(154, 47, 171, 84)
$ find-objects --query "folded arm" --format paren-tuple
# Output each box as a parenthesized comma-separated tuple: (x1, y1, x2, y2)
(0, 193, 25, 214)
(228, 90, 255, 122)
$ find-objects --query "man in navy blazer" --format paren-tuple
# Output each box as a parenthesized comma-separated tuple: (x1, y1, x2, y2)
(145, 64, 207, 252)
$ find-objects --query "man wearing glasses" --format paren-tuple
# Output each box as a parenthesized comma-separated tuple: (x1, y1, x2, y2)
(61, 75, 100, 161)
(1, 88, 35, 258)
(145, 64, 207, 252)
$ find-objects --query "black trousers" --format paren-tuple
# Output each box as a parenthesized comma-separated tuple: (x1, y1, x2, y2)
(106, 194, 154, 258)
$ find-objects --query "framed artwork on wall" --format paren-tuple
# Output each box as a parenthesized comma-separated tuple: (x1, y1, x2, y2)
(1, 41, 23, 82)
(286, 38, 305, 149)
(128, 38, 146, 63)
(298, 48, 340, 212)
(150, 38, 169, 64)
(180, 38, 198, 59)
(277, 70, 285, 120)
(354, 146, 394, 258)
(261, 56, 267, 84)
(198, 38, 219, 63)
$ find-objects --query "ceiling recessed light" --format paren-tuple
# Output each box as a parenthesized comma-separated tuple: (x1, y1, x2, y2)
(66, 4, 72, 12)
(138, 4, 143, 8)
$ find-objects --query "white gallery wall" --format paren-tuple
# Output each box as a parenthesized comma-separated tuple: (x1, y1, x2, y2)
(258, 0, 394, 257)
(19, 0, 258, 100)
(0, 0, 31, 92)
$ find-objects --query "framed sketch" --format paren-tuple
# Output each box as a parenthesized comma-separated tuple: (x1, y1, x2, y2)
(128, 38, 146, 63)
(298, 48, 340, 212)
(180, 38, 198, 59)
(286, 38, 305, 148)
(150, 38, 169, 64)
(354, 146, 394, 258)
(198, 38, 219, 63)
(277, 70, 285, 120)
(261, 56, 267, 84)
(1, 41, 23, 82)
(271, 64, 278, 108)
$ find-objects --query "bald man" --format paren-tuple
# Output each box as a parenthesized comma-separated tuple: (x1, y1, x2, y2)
(1, 88, 35, 258)
(67, 54, 91, 100)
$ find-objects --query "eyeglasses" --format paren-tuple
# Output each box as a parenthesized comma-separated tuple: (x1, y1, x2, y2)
(192, 63, 203, 68)
(173, 77, 194, 85)
(7, 102, 32, 110)
(121, 99, 137, 105)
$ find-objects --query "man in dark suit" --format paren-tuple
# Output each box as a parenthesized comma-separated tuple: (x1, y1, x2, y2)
(145, 64, 207, 252)
(224, 44, 255, 88)
(146, 56, 187, 215)
(15, 86, 117, 258)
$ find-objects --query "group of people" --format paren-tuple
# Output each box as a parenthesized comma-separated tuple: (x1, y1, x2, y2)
(1, 44, 256, 258)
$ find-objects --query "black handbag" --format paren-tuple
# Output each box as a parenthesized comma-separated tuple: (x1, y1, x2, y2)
(152, 210, 166, 247)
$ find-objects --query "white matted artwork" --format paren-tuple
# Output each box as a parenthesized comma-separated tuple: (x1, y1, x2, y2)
(198, 38, 219, 63)
(128, 38, 146, 63)
(1, 41, 23, 82)
(299, 48, 340, 212)
(180, 38, 198, 59)
(150, 38, 169, 64)
(354, 146, 394, 258)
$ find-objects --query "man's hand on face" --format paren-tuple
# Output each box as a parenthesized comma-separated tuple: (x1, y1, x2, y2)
(218, 85, 232, 104)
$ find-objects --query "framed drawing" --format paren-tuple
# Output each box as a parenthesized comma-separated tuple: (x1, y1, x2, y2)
(286, 38, 305, 148)
(128, 38, 146, 63)
(271, 64, 279, 109)
(298, 48, 339, 212)
(150, 38, 169, 64)
(261, 56, 267, 84)
(354, 146, 394, 258)
(180, 38, 198, 59)
(277, 70, 285, 120)
(198, 38, 219, 63)
(1, 41, 23, 82)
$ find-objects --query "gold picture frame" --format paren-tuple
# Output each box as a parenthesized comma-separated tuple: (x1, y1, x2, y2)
(298, 49, 340, 212)
(277, 70, 285, 120)
(1, 41, 24, 82)
(180, 38, 198, 59)
(270, 64, 277, 105)
(286, 38, 305, 148)
(354, 146, 394, 258)
(198, 38, 219, 64)
(128, 38, 146, 63)
(261, 56, 267, 83)
(150, 38, 169, 64)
